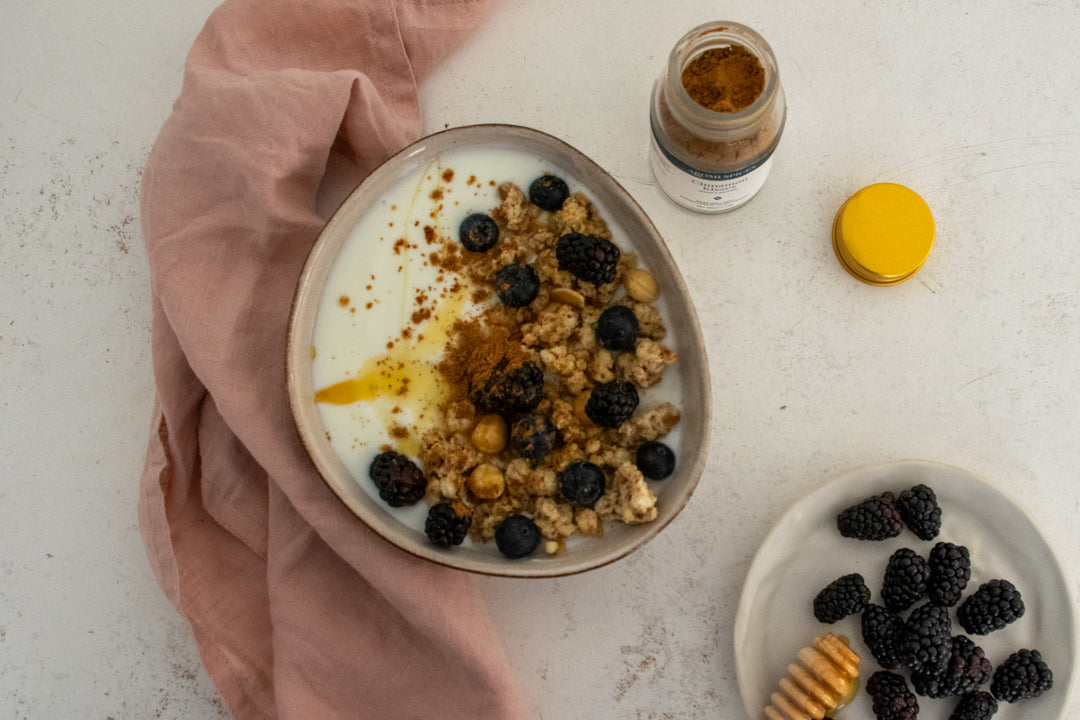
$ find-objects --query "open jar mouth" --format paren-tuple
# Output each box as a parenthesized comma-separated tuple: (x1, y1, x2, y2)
(666, 21, 781, 137)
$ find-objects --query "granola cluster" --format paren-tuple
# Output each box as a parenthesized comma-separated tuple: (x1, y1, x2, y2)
(420, 180, 680, 555)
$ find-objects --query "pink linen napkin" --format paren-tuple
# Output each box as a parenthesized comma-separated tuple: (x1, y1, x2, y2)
(137, 1, 529, 718)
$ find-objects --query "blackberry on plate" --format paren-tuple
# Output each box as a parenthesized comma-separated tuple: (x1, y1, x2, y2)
(595, 305, 639, 351)
(899, 601, 953, 674)
(957, 579, 1025, 636)
(836, 491, 903, 541)
(635, 440, 676, 480)
(459, 213, 499, 252)
(866, 671, 919, 720)
(911, 664, 950, 699)
(862, 603, 905, 669)
(556, 232, 620, 286)
(911, 635, 992, 698)
(368, 450, 427, 507)
(949, 691, 999, 720)
(928, 541, 971, 607)
(471, 362, 544, 414)
(494, 263, 540, 307)
(897, 483, 942, 540)
(559, 462, 606, 507)
(585, 381, 639, 428)
(944, 636, 993, 696)
(881, 547, 930, 613)
(509, 413, 557, 465)
(990, 649, 1053, 703)
(528, 174, 570, 212)
(424, 502, 471, 548)
(494, 514, 541, 559)
(813, 573, 871, 623)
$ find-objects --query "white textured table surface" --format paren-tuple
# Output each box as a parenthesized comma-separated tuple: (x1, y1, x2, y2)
(3, 1, 1079, 719)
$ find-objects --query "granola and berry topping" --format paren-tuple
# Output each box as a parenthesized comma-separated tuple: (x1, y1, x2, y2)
(416, 175, 681, 557)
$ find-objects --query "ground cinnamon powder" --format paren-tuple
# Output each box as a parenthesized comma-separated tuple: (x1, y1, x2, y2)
(680, 45, 764, 112)
(436, 310, 530, 403)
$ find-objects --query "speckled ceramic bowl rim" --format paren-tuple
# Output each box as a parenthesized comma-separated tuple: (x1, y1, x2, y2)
(286, 124, 711, 578)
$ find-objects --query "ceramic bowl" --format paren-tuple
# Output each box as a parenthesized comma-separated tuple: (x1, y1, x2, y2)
(286, 124, 710, 577)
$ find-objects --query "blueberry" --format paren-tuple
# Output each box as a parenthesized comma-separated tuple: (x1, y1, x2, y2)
(528, 174, 569, 212)
(494, 263, 540, 307)
(458, 213, 499, 252)
(559, 462, 606, 507)
(494, 514, 541, 559)
(595, 305, 639, 351)
(635, 441, 675, 480)
(509, 413, 557, 465)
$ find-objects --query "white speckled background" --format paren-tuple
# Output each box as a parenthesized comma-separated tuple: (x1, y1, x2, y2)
(2, 1, 1078, 718)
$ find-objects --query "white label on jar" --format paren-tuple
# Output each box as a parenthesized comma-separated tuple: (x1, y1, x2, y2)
(649, 130, 775, 213)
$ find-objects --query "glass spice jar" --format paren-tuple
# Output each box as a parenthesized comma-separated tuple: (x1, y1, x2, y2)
(649, 21, 786, 213)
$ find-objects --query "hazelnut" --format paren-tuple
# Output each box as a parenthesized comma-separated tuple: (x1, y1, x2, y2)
(468, 463, 505, 500)
(624, 268, 660, 303)
(549, 287, 585, 308)
(471, 414, 508, 454)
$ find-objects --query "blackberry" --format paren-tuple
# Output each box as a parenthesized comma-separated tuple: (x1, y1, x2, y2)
(945, 636, 994, 696)
(899, 602, 953, 674)
(494, 263, 540, 307)
(881, 547, 930, 613)
(897, 483, 942, 540)
(911, 666, 951, 699)
(813, 573, 871, 623)
(862, 603, 905, 670)
(866, 671, 919, 720)
(368, 450, 426, 506)
(990, 649, 1053, 703)
(528, 174, 570, 211)
(635, 440, 676, 480)
(559, 462, 606, 507)
(509, 413, 557, 465)
(585, 381, 639, 428)
(836, 491, 903, 541)
(957, 579, 1025, 636)
(459, 213, 499, 252)
(949, 691, 999, 720)
(556, 232, 620, 285)
(595, 305, 639, 351)
(911, 635, 992, 698)
(927, 541, 971, 607)
(471, 362, 544, 414)
(494, 514, 541, 559)
(424, 502, 471, 548)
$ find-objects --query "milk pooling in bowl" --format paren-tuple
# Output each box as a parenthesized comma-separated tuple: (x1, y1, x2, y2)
(309, 142, 685, 554)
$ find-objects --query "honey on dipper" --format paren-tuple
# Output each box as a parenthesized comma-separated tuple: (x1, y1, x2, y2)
(763, 634, 860, 720)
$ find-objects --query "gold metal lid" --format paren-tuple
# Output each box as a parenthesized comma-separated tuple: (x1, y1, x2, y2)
(832, 183, 935, 286)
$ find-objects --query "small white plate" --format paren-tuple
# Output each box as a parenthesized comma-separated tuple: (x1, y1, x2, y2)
(734, 459, 1076, 720)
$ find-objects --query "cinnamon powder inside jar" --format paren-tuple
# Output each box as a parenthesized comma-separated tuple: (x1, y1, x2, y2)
(648, 21, 787, 213)
(680, 45, 764, 113)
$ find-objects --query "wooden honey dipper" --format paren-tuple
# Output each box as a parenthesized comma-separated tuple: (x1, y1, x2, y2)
(763, 633, 860, 720)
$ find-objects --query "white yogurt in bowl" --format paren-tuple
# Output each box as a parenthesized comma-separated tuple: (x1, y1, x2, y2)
(287, 125, 711, 577)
